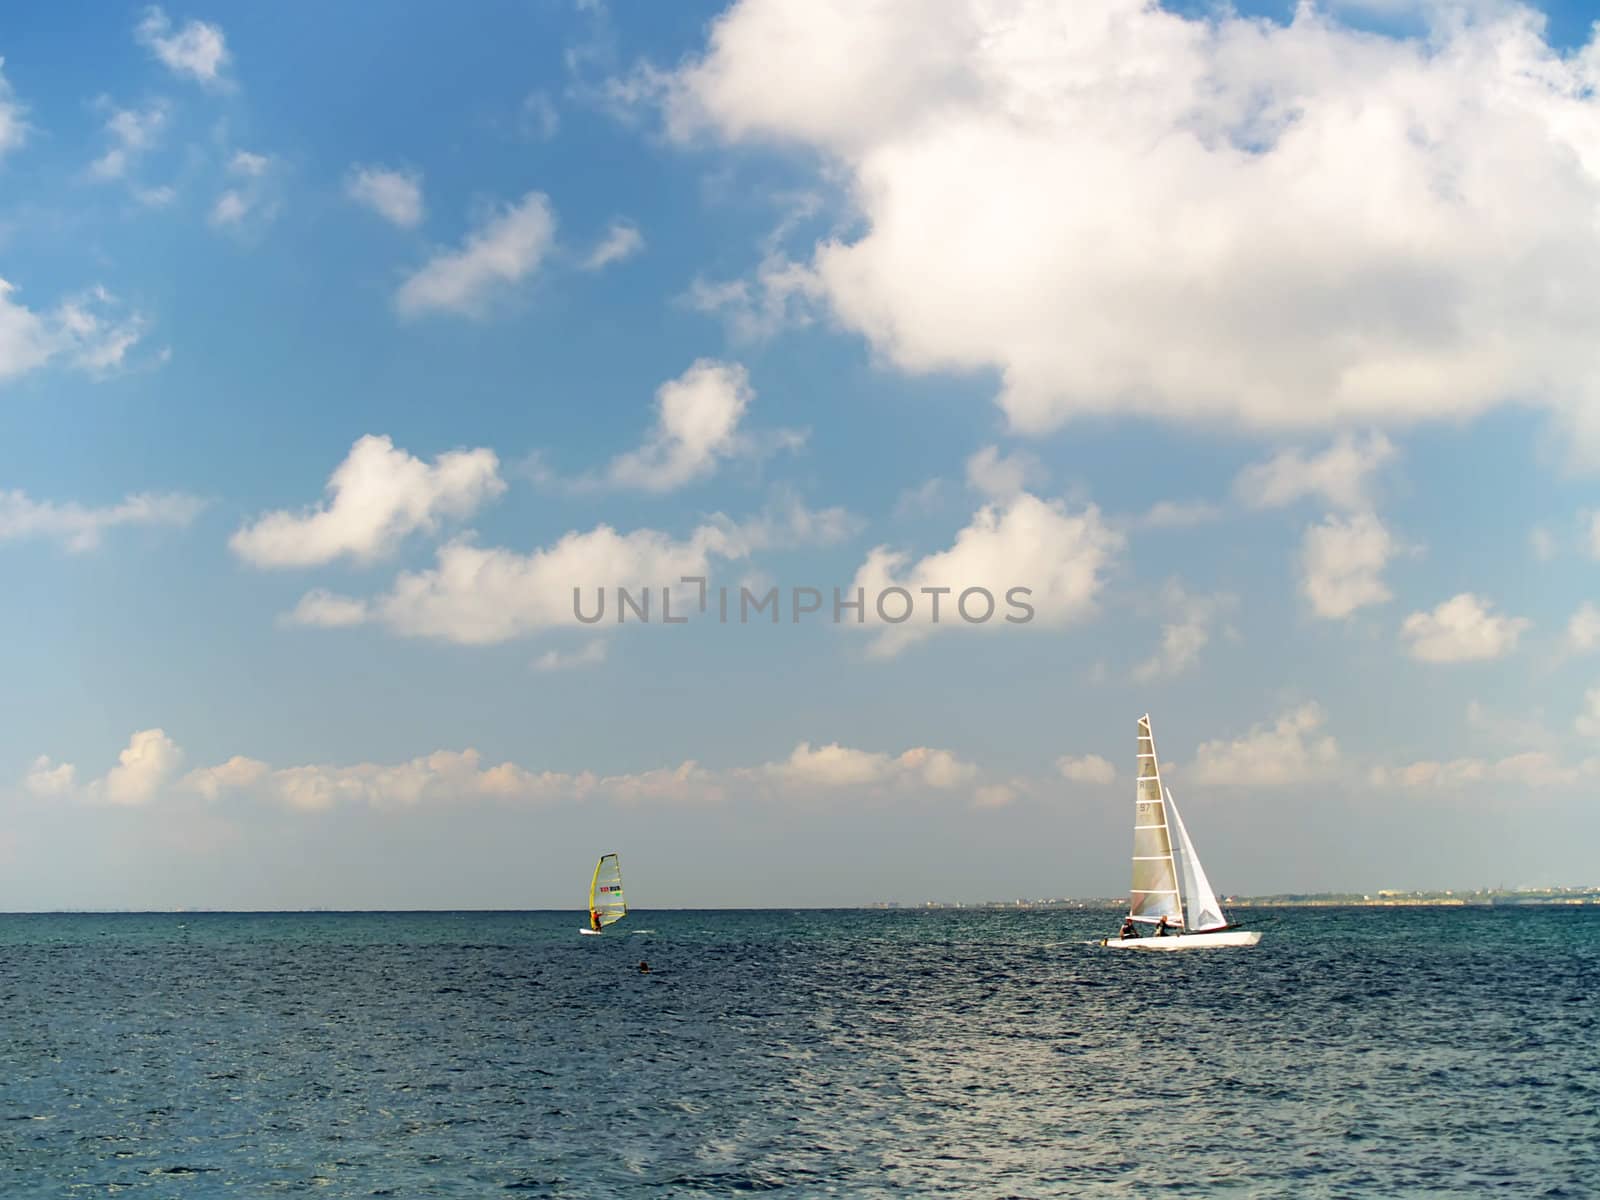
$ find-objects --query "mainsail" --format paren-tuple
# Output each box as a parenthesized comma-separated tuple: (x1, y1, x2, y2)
(1166, 787, 1228, 932)
(588, 853, 627, 929)
(1129, 715, 1183, 925)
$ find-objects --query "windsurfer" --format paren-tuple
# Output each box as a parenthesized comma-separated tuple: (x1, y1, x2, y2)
(590, 909, 603, 932)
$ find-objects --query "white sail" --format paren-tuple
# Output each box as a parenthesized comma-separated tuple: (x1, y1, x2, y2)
(1128, 715, 1183, 925)
(1166, 787, 1228, 932)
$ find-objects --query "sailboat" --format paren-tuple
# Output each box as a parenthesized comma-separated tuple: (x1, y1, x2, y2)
(579, 852, 627, 935)
(1100, 714, 1262, 950)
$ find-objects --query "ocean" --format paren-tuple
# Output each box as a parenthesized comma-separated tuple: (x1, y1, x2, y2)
(0, 907, 1594, 1198)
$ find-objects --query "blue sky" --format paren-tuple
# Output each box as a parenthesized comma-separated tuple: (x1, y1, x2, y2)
(2, 0, 1599, 910)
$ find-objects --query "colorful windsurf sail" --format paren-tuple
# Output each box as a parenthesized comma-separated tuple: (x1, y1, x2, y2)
(588, 853, 627, 930)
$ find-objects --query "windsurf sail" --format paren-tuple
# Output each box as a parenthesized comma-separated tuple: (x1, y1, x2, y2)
(1129, 715, 1183, 926)
(588, 853, 627, 930)
(1166, 787, 1228, 932)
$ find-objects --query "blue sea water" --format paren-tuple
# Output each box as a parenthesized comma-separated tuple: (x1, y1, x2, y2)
(0, 907, 1595, 1198)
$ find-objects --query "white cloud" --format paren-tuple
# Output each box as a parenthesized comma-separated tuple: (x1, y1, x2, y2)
(582, 219, 644, 270)
(280, 589, 370, 629)
(1189, 703, 1339, 787)
(230, 434, 505, 568)
(371, 520, 741, 645)
(87, 729, 184, 806)
(345, 165, 424, 229)
(229, 149, 268, 177)
(1300, 511, 1396, 619)
(102, 736, 985, 812)
(1577, 688, 1600, 738)
(396, 192, 556, 318)
(597, 360, 778, 491)
(763, 742, 977, 791)
(1234, 432, 1396, 511)
(849, 491, 1123, 657)
(88, 102, 167, 181)
(1371, 751, 1594, 790)
(23, 756, 76, 797)
(1133, 500, 1224, 530)
(208, 155, 277, 231)
(1568, 603, 1600, 655)
(1400, 593, 1529, 663)
(1, 281, 155, 383)
(0, 58, 29, 162)
(533, 640, 609, 671)
(181, 755, 269, 801)
(1133, 583, 1236, 681)
(664, 1, 1600, 458)
(136, 7, 230, 86)
(683, 252, 822, 341)
(0, 488, 203, 551)
(1057, 754, 1115, 785)
(972, 782, 1016, 808)
(965, 445, 1043, 500)
(210, 190, 248, 226)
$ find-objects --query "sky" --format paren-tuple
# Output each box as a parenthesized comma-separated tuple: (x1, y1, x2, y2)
(2, 0, 1600, 910)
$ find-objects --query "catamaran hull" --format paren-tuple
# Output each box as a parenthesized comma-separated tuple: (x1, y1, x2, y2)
(1100, 930, 1262, 950)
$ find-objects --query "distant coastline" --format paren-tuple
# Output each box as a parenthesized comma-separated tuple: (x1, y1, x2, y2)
(865, 886, 1600, 910)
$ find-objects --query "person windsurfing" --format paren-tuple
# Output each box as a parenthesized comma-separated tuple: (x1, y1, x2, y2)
(590, 908, 604, 933)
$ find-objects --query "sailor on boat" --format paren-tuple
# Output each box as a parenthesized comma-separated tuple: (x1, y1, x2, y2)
(1119, 917, 1139, 940)
(1155, 915, 1171, 936)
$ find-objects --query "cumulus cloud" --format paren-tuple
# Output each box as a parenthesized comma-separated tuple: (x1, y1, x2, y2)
(396, 192, 556, 317)
(1400, 593, 1529, 663)
(532, 640, 608, 671)
(1371, 751, 1596, 790)
(1568, 603, 1600, 655)
(208, 150, 276, 230)
(1300, 511, 1396, 619)
(1133, 582, 1236, 681)
(851, 491, 1121, 656)
(0, 58, 29, 162)
(1057, 754, 1115, 785)
(597, 360, 764, 491)
(304, 490, 852, 645)
(135, 7, 230, 86)
(965, 445, 1043, 500)
(51, 733, 991, 813)
(582, 219, 644, 270)
(1132, 500, 1225, 530)
(88, 101, 168, 181)
(181, 755, 269, 801)
(280, 589, 369, 629)
(345, 164, 424, 229)
(83, 729, 184, 806)
(370, 520, 740, 644)
(0, 488, 203, 551)
(23, 756, 76, 797)
(230, 434, 505, 568)
(1189, 703, 1339, 787)
(662, 0, 1600, 458)
(1, 280, 155, 383)
(1234, 432, 1396, 511)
